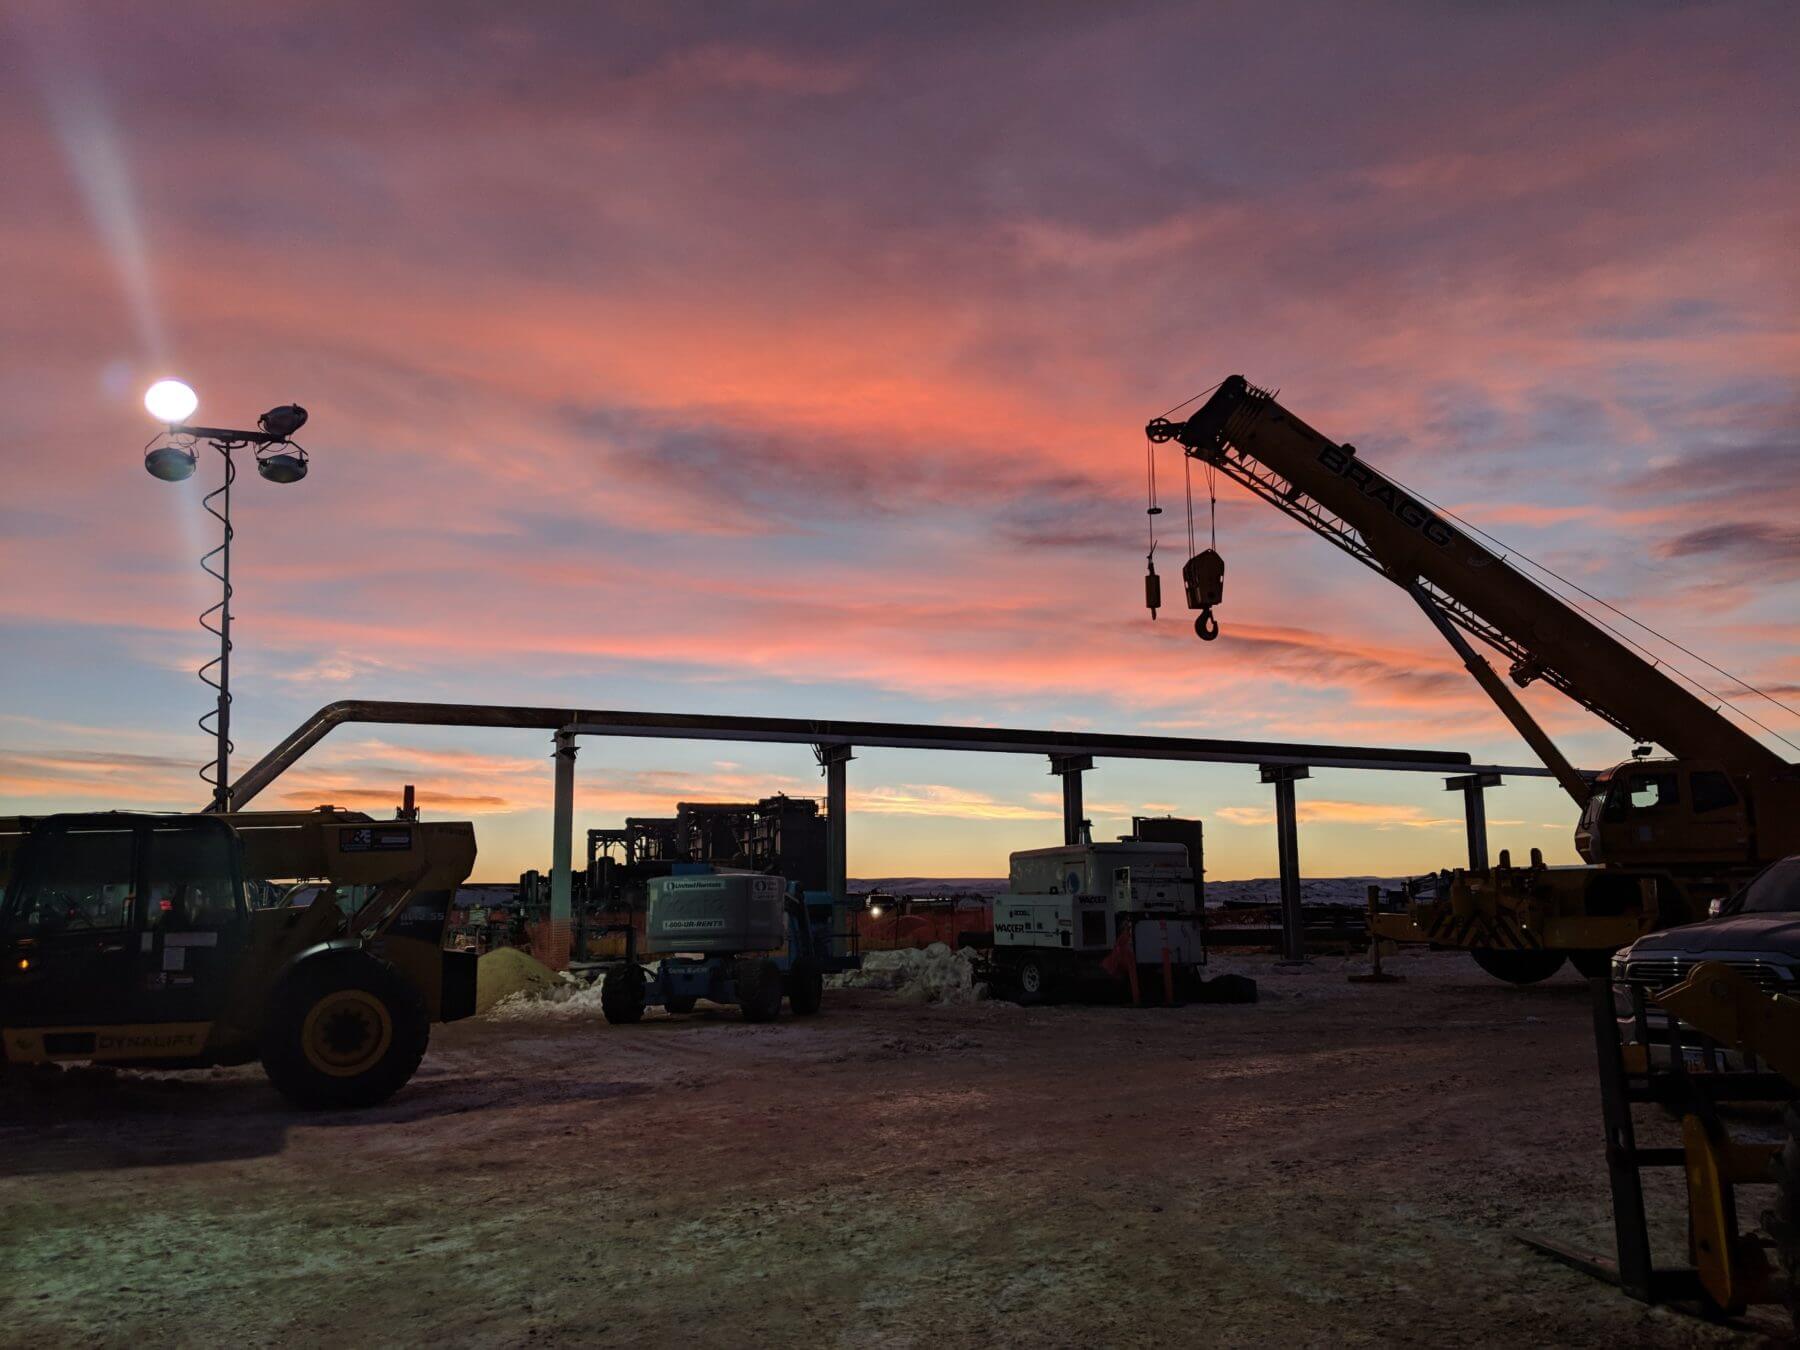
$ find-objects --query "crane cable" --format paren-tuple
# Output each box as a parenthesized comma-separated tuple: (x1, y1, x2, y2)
(1183, 443, 1196, 558)
(1145, 426, 1160, 549)
(1205, 457, 1219, 549)
(1383, 471, 1800, 756)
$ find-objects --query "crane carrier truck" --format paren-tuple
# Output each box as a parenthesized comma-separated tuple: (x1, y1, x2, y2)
(1146, 376, 1800, 983)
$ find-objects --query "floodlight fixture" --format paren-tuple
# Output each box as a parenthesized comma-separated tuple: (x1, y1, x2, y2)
(144, 442, 198, 482)
(144, 378, 199, 424)
(258, 404, 308, 440)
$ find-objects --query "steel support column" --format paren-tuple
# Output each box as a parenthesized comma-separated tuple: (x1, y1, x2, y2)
(1446, 772, 1501, 871)
(1049, 754, 1093, 846)
(1261, 764, 1310, 964)
(815, 743, 854, 899)
(548, 725, 578, 970)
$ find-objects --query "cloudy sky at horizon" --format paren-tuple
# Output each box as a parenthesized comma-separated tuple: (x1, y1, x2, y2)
(3, 1, 1796, 881)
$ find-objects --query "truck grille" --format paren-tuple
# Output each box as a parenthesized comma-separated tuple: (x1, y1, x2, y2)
(1621, 956, 1793, 995)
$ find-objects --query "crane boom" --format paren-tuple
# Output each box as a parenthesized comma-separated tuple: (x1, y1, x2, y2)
(1148, 376, 1786, 775)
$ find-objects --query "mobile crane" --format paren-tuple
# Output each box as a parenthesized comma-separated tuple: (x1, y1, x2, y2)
(1145, 376, 1800, 982)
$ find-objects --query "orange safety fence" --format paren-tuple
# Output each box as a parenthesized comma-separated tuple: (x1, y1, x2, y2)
(525, 919, 573, 972)
(516, 904, 995, 964)
(855, 906, 991, 951)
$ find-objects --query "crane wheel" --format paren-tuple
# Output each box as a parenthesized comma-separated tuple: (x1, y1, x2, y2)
(1765, 1103, 1799, 1332)
(601, 965, 648, 1025)
(735, 957, 784, 1023)
(260, 951, 429, 1110)
(1470, 948, 1568, 985)
(787, 957, 824, 1016)
(1567, 950, 1615, 980)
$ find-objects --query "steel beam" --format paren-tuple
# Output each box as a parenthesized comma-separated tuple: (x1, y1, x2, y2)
(1261, 764, 1310, 964)
(815, 743, 853, 900)
(227, 699, 1556, 809)
(547, 726, 577, 970)
(1446, 772, 1502, 871)
(1049, 753, 1093, 846)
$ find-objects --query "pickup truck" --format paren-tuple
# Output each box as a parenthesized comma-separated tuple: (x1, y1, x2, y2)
(1612, 854, 1800, 1001)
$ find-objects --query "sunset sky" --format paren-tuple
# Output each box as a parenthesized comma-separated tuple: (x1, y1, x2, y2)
(3, 2, 1796, 882)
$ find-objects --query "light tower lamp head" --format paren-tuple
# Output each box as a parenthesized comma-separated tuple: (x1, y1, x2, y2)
(144, 378, 198, 425)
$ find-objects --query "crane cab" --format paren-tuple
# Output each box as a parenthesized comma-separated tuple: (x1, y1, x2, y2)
(1577, 759, 1751, 871)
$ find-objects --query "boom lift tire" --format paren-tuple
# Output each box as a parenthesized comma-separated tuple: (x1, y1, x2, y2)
(260, 951, 429, 1110)
(735, 957, 784, 1023)
(1470, 948, 1567, 985)
(602, 965, 648, 1025)
(1766, 1104, 1800, 1328)
(786, 956, 824, 1017)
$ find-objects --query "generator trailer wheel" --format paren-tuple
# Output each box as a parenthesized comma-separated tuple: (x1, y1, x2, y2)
(260, 951, 429, 1110)
(1014, 955, 1051, 1006)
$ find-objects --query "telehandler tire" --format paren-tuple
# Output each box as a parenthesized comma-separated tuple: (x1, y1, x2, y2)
(787, 957, 824, 1016)
(260, 951, 429, 1110)
(735, 957, 784, 1023)
(602, 965, 648, 1025)
(1470, 948, 1567, 986)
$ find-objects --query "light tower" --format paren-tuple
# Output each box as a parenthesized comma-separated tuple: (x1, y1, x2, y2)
(142, 379, 312, 810)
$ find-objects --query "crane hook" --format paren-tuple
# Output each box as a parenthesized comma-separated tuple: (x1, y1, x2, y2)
(1181, 548, 1225, 642)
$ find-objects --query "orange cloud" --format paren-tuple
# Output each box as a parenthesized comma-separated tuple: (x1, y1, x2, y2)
(1216, 800, 1464, 830)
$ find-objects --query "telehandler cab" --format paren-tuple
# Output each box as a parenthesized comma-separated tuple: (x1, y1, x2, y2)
(0, 808, 477, 1108)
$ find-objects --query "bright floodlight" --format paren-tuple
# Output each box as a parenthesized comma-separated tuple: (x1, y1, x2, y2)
(144, 379, 198, 424)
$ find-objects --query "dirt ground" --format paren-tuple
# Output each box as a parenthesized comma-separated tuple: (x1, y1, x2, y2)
(1, 950, 1791, 1348)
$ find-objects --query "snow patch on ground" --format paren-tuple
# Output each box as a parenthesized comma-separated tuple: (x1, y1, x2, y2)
(485, 972, 603, 1019)
(829, 942, 987, 1005)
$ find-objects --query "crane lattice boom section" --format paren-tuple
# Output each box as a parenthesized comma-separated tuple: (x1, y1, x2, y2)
(1199, 435, 1635, 738)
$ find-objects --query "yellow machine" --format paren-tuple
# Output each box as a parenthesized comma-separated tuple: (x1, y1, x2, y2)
(0, 808, 477, 1108)
(1524, 964, 1796, 1328)
(1655, 962, 1798, 1319)
(1146, 377, 1800, 981)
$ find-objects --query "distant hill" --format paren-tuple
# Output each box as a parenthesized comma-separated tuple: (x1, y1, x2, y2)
(850, 876, 1407, 908)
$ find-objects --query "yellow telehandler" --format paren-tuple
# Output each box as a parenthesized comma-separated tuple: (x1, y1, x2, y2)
(0, 807, 476, 1108)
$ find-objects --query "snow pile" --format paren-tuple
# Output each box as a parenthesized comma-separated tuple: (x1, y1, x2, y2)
(830, 942, 986, 1005)
(474, 948, 563, 1014)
